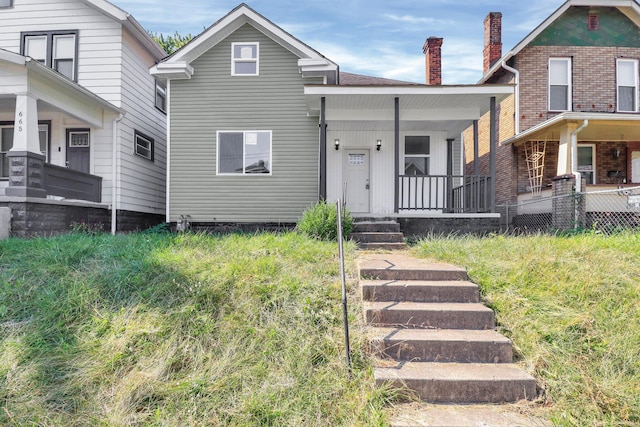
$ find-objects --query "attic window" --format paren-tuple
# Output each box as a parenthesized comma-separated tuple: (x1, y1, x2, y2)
(231, 42, 259, 76)
(588, 15, 599, 30)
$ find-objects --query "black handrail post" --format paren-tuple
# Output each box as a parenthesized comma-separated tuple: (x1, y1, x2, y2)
(336, 200, 352, 377)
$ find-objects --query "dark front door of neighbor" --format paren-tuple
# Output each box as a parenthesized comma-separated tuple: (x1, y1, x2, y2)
(66, 129, 90, 174)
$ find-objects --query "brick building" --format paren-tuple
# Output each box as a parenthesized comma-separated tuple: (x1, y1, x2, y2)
(464, 0, 640, 226)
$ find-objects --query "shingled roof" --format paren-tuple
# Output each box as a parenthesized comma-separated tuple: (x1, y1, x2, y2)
(339, 71, 421, 86)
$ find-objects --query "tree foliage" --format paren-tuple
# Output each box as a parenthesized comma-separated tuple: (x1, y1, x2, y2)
(150, 31, 194, 55)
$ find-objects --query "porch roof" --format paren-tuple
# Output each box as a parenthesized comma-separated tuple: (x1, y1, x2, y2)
(0, 50, 121, 128)
(503, 112, 640, 145)
(304, 84, 513, 137)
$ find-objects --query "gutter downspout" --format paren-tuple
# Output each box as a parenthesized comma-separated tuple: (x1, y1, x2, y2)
(501, 54, 520, 134)
(571, 119, 588, 193)
(111, 113, 124, 235)
(571, 119, 588, 229)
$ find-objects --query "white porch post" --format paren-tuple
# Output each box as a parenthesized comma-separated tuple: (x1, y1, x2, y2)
(11, 94, 41, 153)
(5, 93, 47, 198)
(557, 122, 577, 176)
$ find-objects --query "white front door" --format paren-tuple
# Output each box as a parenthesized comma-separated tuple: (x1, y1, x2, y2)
(344, 149, 370, 213)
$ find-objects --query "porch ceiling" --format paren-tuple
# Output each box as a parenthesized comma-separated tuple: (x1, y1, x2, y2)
(304, 84, 513, 137)
(506, 112, 640, 145)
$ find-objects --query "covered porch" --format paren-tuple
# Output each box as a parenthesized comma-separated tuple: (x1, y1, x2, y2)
(304, 84, 513, 220)
(0, 49, 120, 203)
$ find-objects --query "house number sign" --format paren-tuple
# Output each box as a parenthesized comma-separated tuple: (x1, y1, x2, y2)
(17, 111, 23, 133)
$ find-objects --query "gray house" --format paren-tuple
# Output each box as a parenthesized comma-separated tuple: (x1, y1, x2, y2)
(152, 3, 512, 233)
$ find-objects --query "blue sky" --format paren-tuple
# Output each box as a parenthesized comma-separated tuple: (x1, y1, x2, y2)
(114, 0, 565, 84)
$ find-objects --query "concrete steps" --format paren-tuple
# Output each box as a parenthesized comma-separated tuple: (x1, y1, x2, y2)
(369, 328, 513, 363)
(350, 220, 407, 250)
(362, 280, 480, 303)
(375, 362, 537, 404)
(358, 253, 538, 406)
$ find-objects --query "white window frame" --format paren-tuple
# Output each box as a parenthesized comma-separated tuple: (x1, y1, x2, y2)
(22, 31, 78, 81)
(155, 79, 166, 113)
(617, 58, 639, 113)
(231, 42, 259, 76)
(548, 57, 572, 112)
(134, 130, 154, 161)
(402, 135, 431, 176)
(577, 144, 596, 185)
(216, 130, 272, 176)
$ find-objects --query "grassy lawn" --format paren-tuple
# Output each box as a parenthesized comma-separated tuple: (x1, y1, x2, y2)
(1, 231, 638, 426)
(0, 232, 391, 426)
(413, 232, 640, 426)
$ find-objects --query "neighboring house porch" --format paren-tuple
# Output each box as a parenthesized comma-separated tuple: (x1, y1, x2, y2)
(0, 50, 120, 235)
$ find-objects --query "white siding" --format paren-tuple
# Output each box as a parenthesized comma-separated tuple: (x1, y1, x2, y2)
(0, 0, 124, 106)
(117, 29, 166, 214)
(326, 129, 449, 215)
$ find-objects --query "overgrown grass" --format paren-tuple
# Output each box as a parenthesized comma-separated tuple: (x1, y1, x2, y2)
(0, 232, 392, 426)
(413, 232, 640, 426)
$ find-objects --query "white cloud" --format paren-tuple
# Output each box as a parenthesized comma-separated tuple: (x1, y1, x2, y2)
(384, 14, 439, 25)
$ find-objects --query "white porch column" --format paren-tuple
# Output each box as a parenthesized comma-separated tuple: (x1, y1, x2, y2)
(5, 93, 47, 198)
(557, 122, 578, 176)
(11, 93, 41, 154)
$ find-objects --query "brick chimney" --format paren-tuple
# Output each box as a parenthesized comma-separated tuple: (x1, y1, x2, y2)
(483, 12, 502, 73)
(423, 37, 443, 85)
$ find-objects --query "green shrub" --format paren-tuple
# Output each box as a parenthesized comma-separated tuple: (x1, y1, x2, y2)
(297, 201, 353, 241)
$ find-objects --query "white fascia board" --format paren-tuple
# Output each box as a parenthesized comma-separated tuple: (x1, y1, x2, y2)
(480, 0, 640, 83)
(150, 62, 194, 80)
(82, 0, 166, 61)
(165, 5, 337, 69)
(0, 49, 26, 66)
(304, 84, 513, 96)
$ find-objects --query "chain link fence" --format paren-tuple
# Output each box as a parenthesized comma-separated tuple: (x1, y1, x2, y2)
(498, 186, 640, 235)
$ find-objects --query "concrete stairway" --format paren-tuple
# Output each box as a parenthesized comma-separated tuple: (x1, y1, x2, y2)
(350, 219, 406, 250)
(359, 254, 537, 405)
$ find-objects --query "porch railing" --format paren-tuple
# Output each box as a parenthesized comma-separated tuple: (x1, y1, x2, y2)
(398, 174, 492, 213)
(44, 163, 102, 203)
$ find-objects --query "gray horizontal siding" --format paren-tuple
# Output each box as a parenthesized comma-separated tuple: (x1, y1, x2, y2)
(170, 24, 322, 223)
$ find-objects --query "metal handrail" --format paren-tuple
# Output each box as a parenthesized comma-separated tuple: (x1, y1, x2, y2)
(336, 199, 352, 377)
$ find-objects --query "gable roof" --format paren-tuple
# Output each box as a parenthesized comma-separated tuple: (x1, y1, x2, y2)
(339, 71, 419, 86)
(80, 0, 166, 61)
(480, 0, 640, 83)
(151, 3, 338, 80)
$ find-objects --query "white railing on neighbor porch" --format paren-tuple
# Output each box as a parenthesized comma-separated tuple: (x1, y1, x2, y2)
(399, 175, 492, 213)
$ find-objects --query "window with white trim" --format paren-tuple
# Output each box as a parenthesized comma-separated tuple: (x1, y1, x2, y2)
(155, 79, 166, 113)
(22, 31, 78, 80)
(231, 42, 259, 76)
(577, 144, 596, 185)
(217, 131, 271, 175)
(0, 122, 49, 178)
(617, 58, 638, 112)
(134, 130, 154, 161)
(549, 57, 572, 111)
(0, 0, 13, 8)
(403, 136, 430, 175)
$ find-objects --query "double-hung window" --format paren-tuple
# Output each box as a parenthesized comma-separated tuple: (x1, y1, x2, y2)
(231, 42, 259, 76)
(617, 58, 639, 112)
(217, 131, 271, 175)
(134, 130, 154, 161)
(1, 122, 49, 178)
(403, 136, 430, 175)
(155, 79, 166, 113)
(22, 31, 78, 80)
(548, 58, 572, 111)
